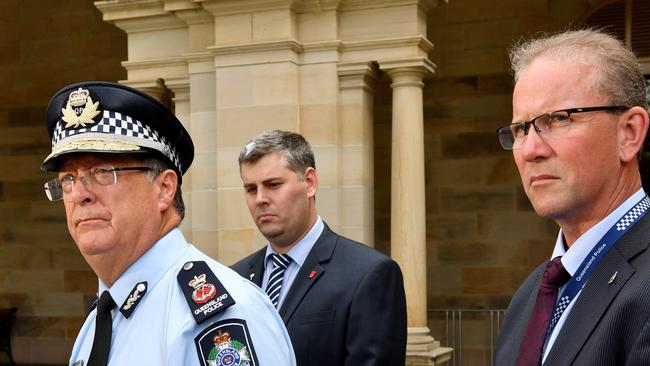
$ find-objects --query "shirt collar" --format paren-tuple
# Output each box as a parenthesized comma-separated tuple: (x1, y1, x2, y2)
(552, 188, 646, 276)
(99, 228, 190, 313)
(265, 216, 324, 267)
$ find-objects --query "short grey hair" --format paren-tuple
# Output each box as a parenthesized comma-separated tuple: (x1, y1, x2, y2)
(238, 130, 315, 178)
(137, 155, 185, 220)
(510, 28, 648, 110)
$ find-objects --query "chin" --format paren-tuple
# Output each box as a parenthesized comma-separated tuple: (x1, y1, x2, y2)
(74, 235, 113, 256)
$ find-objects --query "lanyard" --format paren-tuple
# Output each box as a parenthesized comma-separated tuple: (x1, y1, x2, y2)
(547, 195, 650, 335)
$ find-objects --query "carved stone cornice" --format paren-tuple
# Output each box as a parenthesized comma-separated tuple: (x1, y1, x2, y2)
(95, 0, 165, 20)
(207, 40, 303, 67)
(122, 56, 188, 70)
(337, 61, 380, 92)
(343, 36, 433, 54)
(336, 0, 441, 12)
(208, 39, 303, 55)
(96, 0, 187, 33)
(380, 57, 436, 75)
(162, 0, 201, 12)
(121, 56, 189, 79)
(292, 0, 340, 13)
(197, 0, 294, 15)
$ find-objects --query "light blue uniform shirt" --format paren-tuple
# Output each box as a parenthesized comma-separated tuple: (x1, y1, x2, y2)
(262, 216, 324, 309)
(542, 188, 646, 363)
(69, 228, 296, 366)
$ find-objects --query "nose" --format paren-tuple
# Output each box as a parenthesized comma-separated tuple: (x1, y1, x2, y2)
(519, 125, 552, 161)
(67, 175, 94, 203)
(255, 188, 269, 206)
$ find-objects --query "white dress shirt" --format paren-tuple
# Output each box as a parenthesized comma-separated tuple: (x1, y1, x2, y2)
(262, 216, 324, 309)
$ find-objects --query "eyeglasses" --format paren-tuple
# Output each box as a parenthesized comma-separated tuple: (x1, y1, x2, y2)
(496, 105, 629, 150)
(44, 166, 151, 201)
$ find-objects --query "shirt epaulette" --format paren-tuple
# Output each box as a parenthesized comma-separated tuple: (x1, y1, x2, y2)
(177, 261, 236, 324)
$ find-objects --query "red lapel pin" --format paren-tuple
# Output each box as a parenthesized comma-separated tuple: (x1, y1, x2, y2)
(309, 270, 317, 279)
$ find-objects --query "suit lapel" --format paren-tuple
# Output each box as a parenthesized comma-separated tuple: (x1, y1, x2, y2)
(279, 225, 337, 324)
(543, 215, 650, 365)
(507, 264, 546, 363)
(244, 249, 266, 287)
(543, 248, 633, 365)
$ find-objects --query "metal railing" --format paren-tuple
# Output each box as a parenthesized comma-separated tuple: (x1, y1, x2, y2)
(428, 308, 506, 366)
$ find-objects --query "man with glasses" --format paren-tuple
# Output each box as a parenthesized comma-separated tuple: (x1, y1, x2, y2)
(494, 29, 650, 365)
(41, 81, 295, 366)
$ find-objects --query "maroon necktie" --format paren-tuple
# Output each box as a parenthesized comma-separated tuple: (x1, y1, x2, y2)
(516, 257, 571, 366)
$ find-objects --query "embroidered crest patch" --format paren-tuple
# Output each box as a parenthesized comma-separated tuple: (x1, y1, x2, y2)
(195, 319, 259, 366)
(178, 261, 235, 324)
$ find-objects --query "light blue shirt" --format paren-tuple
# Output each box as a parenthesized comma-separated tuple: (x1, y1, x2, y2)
(262, 216, 324, 309)
(542, 188, 646, 363)
(69, 228, 296, 366)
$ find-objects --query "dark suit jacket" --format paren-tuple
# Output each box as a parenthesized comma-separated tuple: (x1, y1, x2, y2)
(231, 224, 407, 366)
(495, 213, 650, 365)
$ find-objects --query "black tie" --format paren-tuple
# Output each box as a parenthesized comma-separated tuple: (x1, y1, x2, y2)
(87, 291, 115, 366)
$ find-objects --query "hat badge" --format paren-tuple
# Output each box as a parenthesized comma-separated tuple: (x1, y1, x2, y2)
(61, 87, 101, 128)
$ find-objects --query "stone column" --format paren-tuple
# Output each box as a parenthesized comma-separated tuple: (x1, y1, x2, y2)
(337, 61, 379, 245)
(186, 53, 218, 258)
(382, 59, 452, 365)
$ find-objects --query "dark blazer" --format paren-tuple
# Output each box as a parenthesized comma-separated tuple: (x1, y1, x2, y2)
(231, 224, 407, 366)
(495, 213, 650, 366)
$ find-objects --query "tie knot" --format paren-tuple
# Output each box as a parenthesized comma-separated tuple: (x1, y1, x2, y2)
(542, 257, 571, 288)
(271, 253, 292, 270)
(97, 291, 115, 316)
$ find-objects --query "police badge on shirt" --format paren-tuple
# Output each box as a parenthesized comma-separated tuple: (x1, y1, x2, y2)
(194, 318, 259, 366)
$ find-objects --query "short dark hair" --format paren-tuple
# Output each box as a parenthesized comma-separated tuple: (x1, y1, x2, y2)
(238, 130, 315, 178)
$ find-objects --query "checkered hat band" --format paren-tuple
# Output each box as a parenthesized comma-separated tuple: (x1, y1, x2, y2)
(51, 110, 182, 172)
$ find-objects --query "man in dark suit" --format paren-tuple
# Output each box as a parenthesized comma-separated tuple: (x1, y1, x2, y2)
(231, 130, 407, 365)
(494, 29, 650, 365)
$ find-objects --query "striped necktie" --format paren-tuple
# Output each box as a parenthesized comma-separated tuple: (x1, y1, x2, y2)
(266, 253, 292, 308)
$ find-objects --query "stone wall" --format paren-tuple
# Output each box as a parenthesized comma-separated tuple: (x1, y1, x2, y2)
(0, 0, 126, 363)
(0, 0, 621, 365)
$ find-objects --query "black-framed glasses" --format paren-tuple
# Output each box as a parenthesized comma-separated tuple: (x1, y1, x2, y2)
(496, 105, 630, 150)
(44, 166, 151, 201)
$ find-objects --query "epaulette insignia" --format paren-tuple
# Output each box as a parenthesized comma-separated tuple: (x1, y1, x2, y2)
(119, 281, 147, 318)
(178, 261, 235, 324)
(195, 318, 259, 366)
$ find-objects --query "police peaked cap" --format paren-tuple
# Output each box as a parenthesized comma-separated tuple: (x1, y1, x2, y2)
(42, 81, 194, 182)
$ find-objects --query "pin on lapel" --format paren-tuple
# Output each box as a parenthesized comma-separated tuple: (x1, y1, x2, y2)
(309, 270, 317, 279)
(608, 271, 618, 285)
(249, 273, 255, 281)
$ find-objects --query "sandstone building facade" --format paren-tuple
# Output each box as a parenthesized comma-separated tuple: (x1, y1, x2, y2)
(0, 0, 647, 364)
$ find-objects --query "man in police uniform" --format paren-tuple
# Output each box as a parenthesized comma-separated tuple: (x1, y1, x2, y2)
(41, 81, 296, 366)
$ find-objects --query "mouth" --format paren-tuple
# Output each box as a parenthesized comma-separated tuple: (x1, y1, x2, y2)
(257, 213, 275, 222)
(75, 217, 108, 227)
(529, 174, 558, 185)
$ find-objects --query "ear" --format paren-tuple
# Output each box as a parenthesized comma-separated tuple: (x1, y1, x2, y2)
(619, 106, 649, 163)
(303, 167, 318, 198)
(155, 169, 178, 212)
